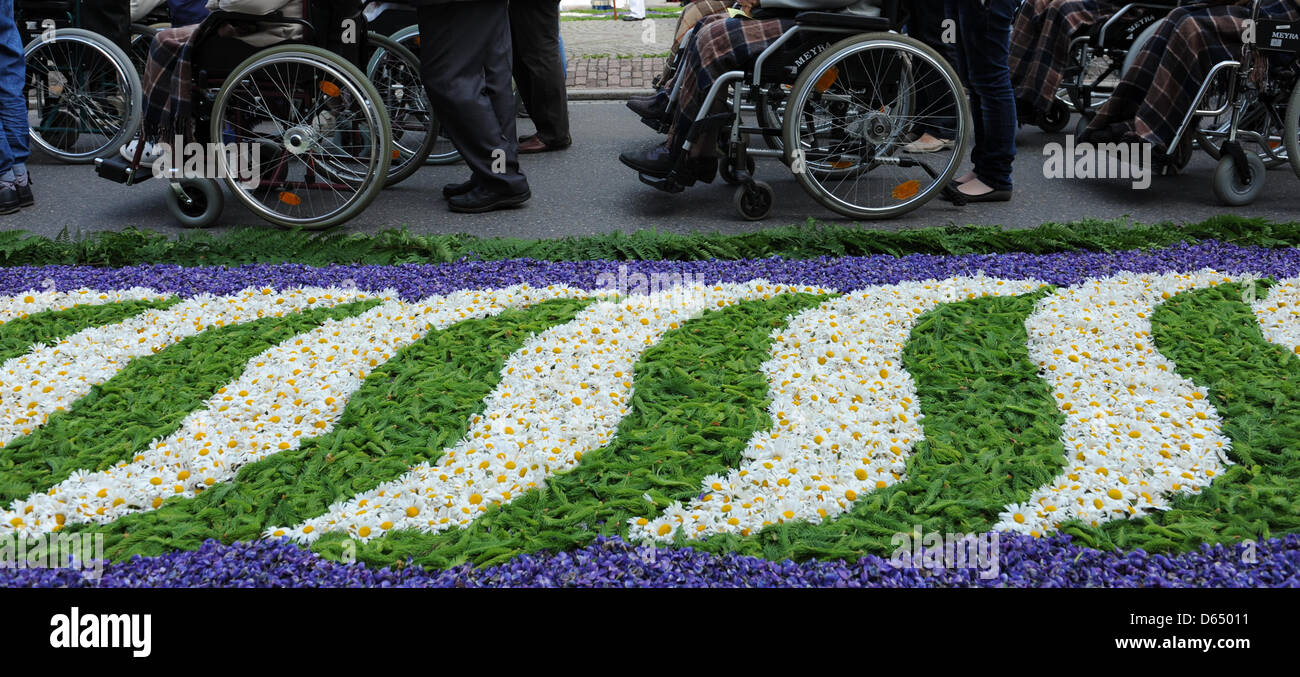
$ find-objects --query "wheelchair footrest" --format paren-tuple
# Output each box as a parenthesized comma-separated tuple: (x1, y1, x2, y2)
(95, 155, 148, 186)
(638, 173, 685, 193)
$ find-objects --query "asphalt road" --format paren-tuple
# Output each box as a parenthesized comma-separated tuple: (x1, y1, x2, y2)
(5, 100, 1298, 239)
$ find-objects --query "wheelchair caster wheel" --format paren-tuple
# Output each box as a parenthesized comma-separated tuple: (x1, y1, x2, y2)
(1212, 152, 1267, 206)
(166, 178, 224, 228)
(1038, 99, 1071, 134)
(734, 180, 773, 221)
(720, 155, 756, 185)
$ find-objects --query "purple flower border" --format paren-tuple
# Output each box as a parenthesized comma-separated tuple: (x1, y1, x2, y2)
(0, 534, 1295, 587)
(1, 240, 1297, 587)
(0, 240, 1297, 299)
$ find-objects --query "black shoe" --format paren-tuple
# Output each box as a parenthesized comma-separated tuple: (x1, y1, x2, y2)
(626, 91, 669, 120)
(941, 187, 1012, 204)
(16, 179, 33, 208)
(442, 178, 476, 199)
(448, 185, 531, 213)
(0, 185, 18, 214)
(619, 144, 675, 177)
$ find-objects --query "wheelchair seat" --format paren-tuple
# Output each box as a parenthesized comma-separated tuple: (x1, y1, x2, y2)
(794, 11, 892, 33)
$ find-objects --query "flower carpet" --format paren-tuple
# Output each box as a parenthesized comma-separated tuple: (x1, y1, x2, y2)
(1, 221, 1299, 587)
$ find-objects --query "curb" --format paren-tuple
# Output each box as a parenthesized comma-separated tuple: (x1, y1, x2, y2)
(568, 87, 655, 101)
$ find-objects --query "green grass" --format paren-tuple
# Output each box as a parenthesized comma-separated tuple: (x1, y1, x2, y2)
(0, 297, 179, 363)
(312, 293, 831, 569)
(2, 215, 1297, 267)
(70, 298, 594, 560)
(0, 301, 381, 505)
(1072, 282, 1300, 552)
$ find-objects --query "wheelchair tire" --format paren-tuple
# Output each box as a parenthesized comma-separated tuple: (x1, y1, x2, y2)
(165, 178, 224, 228)
(210, 44, 391, 230)
(734, 180, 773, 221)
(1285, 78, 1300, 181)
(365, 32, 437, 188)
(24, 28, 143, 164)
(128, 24, 158, 81)
(783, 33, 970, 220)
(382, 24, 463, 166)
(1212, 152, 1267, 206)
(1038, 98, 1071, 134)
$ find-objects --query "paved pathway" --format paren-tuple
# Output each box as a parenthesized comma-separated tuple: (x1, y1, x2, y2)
(562, 16, 676, 90)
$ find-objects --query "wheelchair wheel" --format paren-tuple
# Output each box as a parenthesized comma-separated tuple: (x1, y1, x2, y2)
(734, 180, 773, 221)
(24, 28, 142, 163)
(365, 32, 437, 188)
(1283, 78, 1300, 181)
(783, 34, 970, 220)
(210, 44, 391, 229)
(165, 178, 224, 228)
(383, 24, 461, 165)
(1212, 151, 1267, 206)
(128, 24, 158, 81)
(1038, 99, 1071, 134)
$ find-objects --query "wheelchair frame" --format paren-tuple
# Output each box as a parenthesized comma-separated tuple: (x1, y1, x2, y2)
(639, 1, 972, 221)
(94, 0, 396, 229)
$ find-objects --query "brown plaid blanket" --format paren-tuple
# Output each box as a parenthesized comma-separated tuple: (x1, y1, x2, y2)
(1009, 0, 1125, 115)
(668, 14, 795, 147)
(660, 0, 732, 86)
(1087, 0, 1300, 153)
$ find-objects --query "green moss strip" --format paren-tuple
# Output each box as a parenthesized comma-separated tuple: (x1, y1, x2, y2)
(73, 298, 593, 560)
(0, 298, 179, 363)
(313, 293, 833, 569)
(0, 301, 379, 505)
(1075, 282, 1300, 552)
(2, 214, 1295, 267)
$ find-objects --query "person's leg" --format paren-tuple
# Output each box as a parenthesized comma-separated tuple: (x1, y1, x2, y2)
(418, 0, 527, 196)
(907, 0, 957, 142)
(0, 0, 27, 179)
(953, 0, 1017, 194)
(510, 0, 570, 148)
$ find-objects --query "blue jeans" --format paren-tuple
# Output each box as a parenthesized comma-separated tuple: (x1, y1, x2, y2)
(0, 0, 29, 175)
(908, 0, 959, 139)
(945, 0, 1017, 191)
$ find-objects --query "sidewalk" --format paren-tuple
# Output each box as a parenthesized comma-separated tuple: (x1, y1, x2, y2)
(562, 15, 677, 97)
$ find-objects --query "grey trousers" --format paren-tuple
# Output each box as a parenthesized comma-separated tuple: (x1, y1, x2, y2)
(417, 0, 528, 194)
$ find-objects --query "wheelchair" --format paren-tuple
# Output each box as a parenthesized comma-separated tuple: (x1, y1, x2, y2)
(17, 0, 143, 163)
(1046, 0, 1181, 135)
(639, 1, 971, 221)
(94, 0, 394, 229)
(1165, 0, 1300, 205)
(358, 4, 460, 167)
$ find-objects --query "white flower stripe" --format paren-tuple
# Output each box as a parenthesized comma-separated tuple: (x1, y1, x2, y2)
(0, 287, 379, 450)
(0, 288, 171, 325)
(631, 276, 1046, 543)
(1251, 276, 1300, 353)
(996, 271, 1239, 536)
(1, 284, 595, 538)
(275, 281, 829, 543)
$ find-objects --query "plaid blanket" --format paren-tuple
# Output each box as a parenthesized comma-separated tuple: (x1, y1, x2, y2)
(1009, 0, 1124, 115)
(660, 0, 731, 86)
(140, 17, 237, 143)
(1086, 0, 1300, 153)
(668, 14, 795, 148)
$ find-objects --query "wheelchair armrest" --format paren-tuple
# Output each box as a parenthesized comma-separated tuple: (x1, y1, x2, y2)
(794, 11, 893, 33)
